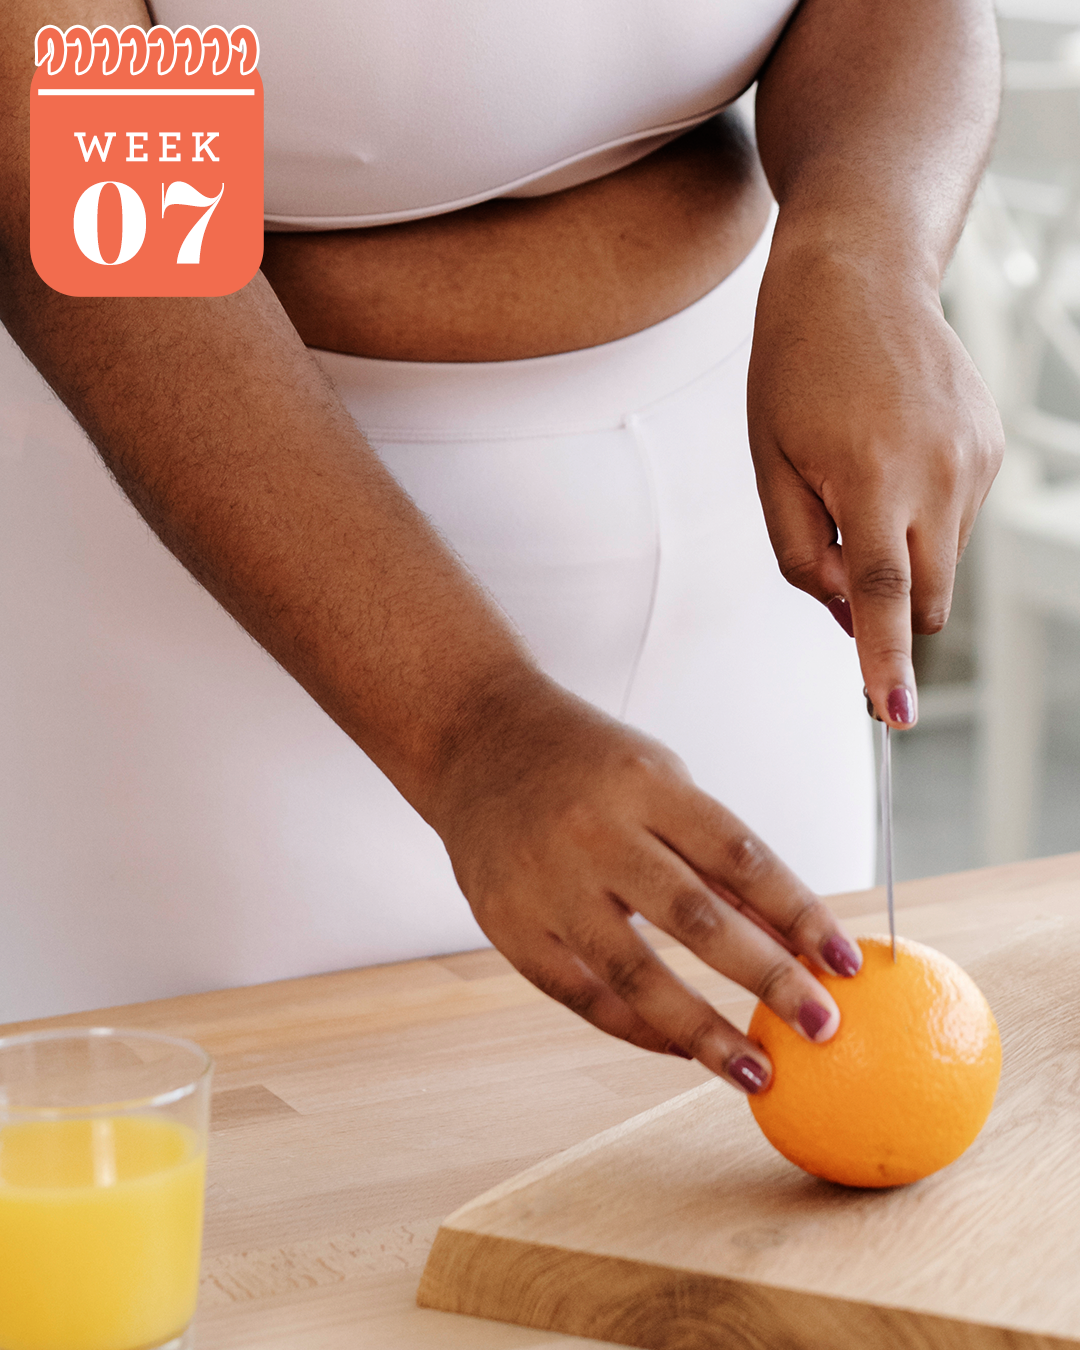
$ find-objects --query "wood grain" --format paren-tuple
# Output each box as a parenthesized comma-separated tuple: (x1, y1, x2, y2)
(2, 853, 1079, 1349)
(419, 898, 1080, 1348)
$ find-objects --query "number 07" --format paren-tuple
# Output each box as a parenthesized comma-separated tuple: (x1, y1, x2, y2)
(71, 179, 224, 266)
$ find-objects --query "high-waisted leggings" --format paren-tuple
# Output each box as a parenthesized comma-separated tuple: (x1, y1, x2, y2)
(0, 218, 874, 1022)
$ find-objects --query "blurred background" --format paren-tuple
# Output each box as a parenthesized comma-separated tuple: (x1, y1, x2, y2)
(891, 0, 1080, 879)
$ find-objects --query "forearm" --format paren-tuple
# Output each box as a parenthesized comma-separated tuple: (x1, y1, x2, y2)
(745, 0, 1004, 725)
(754, 0, 1000, 277)
(1, 261, 542, 816)
(1, 3, 546, 818)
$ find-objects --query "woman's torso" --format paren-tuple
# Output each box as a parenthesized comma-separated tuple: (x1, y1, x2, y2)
(148, 0, 790, 358)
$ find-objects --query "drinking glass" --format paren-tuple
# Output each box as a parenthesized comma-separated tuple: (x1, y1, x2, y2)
(0, 1027, 212, 1350)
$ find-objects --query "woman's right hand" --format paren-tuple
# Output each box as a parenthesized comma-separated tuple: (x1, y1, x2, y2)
(425, 673, 863, 1094)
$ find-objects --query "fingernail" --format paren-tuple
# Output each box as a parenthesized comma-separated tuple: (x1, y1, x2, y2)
(728, 1055, 769, 1094)
(887, 686, 916, 726)
(797, 1000, 832, 1041)
(822, 934, 861, 978)
(665, 1042, 694, 1060)
(826, 596, 854, 637)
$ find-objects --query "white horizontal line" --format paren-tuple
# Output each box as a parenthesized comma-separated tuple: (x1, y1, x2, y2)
(38, 87, 254, 96)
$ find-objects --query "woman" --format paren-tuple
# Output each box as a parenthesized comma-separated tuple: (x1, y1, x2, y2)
(0, 0, 1001, 1092)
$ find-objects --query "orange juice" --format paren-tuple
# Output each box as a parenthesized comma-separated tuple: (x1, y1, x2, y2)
(0, 1115, 205, 1350)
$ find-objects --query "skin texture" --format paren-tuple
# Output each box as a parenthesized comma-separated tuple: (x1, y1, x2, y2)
(260, 112, 773, 361)
(1, 0, 1001, 1091)
(751, 0, 1004, 721)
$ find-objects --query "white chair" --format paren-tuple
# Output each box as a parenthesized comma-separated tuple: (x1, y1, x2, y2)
(957, 35, 1080, 862)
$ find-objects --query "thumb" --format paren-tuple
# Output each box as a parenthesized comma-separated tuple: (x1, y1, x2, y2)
(753, 444, 850, 629)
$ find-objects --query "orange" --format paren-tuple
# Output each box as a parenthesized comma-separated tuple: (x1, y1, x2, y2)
(747, 936, 1001, 1188)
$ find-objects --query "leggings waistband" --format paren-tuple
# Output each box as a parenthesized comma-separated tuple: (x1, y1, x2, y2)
(311, 207, 775, 441)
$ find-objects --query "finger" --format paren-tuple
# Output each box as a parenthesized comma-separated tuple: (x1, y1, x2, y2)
(648, 784, 863, 982)
(510, 930, 689, 1058)
(751, 440, 848, 608)
(699, 873, 862, 980)
(839, 515, 917, 728)
(561, 903, 774, 1093)
(603, 836, 845, 1042)
(825, 594, 855, 638)
(907, 516, 960, 636)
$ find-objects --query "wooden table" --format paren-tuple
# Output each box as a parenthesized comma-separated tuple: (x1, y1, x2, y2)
(4, 854, 1079, 1350)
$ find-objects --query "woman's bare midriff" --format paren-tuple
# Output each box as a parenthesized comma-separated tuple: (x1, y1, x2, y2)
(260, 111, 773, 363)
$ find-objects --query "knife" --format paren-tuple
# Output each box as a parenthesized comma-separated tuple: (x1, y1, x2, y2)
(865, 688, 897, 962)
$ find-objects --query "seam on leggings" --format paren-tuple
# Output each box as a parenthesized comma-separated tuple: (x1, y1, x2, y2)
(359, 420, 625, 444)
(629, 332, 753, 425)
(620, 411, 662, 722)
(352, 334, 753, 447)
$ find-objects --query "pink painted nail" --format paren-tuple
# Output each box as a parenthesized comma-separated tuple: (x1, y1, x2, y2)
(797, 1001, 831, 1041)
(822, 934, 861, 978)
(887, 686, 915, 726)
(827, 596, 854, 637)
(728, 1056, 769, 1094)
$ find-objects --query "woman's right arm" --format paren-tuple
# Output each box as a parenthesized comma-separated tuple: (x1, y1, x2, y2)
(5, 8, 551, 813)
(2, 0, 865, 1089)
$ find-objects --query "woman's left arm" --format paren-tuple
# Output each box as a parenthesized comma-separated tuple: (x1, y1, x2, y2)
(750, 0, 1003, 727)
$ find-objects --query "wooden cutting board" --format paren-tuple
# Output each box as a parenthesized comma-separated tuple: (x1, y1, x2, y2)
(418, 917, 1080, 1349)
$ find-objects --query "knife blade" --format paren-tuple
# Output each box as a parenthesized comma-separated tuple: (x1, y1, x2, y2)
(864, 687, 897, 962)
(879, 720, 896, 962)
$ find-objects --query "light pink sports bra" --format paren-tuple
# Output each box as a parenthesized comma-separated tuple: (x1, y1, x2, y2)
(148, 1, 797, 230)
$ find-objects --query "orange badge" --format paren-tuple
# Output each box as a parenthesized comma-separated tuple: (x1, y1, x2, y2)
(30, 23, 263, 297)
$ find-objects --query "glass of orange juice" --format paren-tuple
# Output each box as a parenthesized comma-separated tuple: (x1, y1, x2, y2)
(0, 1027, 211, 1350)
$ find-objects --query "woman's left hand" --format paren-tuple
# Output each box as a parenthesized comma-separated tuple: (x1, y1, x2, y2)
(746, 227, 1003, 728)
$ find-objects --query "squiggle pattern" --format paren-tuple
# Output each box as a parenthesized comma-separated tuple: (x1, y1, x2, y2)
(34, 25, 259, 78)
